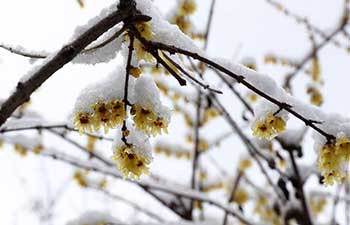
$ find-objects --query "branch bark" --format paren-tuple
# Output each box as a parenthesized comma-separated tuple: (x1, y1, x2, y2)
(0, 5, 132, 127)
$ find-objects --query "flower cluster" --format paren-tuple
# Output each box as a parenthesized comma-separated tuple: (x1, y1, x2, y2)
(73, 100, 125, 134)
(112, 127, 152, 179)
(252, 113, 286, 140)
(317, 136, 350, 185)
(131, 76, 171, 137)
(131, 105, 169, 136)
(112, 144, 151, 179)
(168, 0, 203, 40)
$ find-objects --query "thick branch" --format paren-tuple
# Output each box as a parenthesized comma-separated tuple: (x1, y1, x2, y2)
(0, 5, 132, 127)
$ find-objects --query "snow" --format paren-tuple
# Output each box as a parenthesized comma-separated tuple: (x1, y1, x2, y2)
(135, 0, 204, 55)
(73, 61, 132, 113)
(72, 25, 124, 65)
(133, 75, 171, 122)
(66, 211, 120, 225)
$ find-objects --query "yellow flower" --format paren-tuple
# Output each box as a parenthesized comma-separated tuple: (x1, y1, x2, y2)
(130, 67, 142, 78)
(33, 145, 44, 155)
(131, 105, 169, 136)
(318, 137, 350, 185)
(73, 100, 125, 134)
(91, 101, 113, 133)
(247, 93, 259, 103)
(203, 107, 219, 124)
(238, 158, 252, 172)
(134, 22, 153, 40)
(310, 58, 321, 82)
(127, 22, 154, 62)
(179, 0, 197, 16)
(199, 139, 209, 152)
(202, 182, 224, 192)
(310, 197, 327, 216)
(231, 188, 249, 205)
(171, 15, 192, 34)
(252, 113, 286, 140)
(73, 171, 87, 187)
(108, 100, 126, 127)
(112, 144, 151, 179)
(307, 87, 323, 106)
(99, 179, 108, 189)
(14, 144, 27, 157)
(73, 112, 94, 134)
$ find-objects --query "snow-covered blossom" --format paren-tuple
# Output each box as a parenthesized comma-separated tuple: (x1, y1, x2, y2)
(112, 126, 152, 179)
(252, 113, 286, 140)
(251, 101, 289, 140)
(317, 134, 350, 185)
(131, 75, 171, 136)
(72, 64, 131, 134)
(309, 113, 350, 185)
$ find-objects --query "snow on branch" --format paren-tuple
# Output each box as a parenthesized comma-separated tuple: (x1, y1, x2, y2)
(0, 1, 132, 127)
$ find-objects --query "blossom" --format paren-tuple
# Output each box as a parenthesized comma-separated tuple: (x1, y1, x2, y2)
(131, 105, 169, 136)
(73, 112, 94, 134)
(130, 66, 142, 78)
(238, 158, 252, 172)
(231, 188, 249, 205)
(112, 126, 152, 180)
(309, 197, 327, 216)
(73, 100, 125, 134)
(129, 22, 154, 62)
(33, 145, 44, 155)
(202, 107, 220, 124)
(307, 86, 323, 106)
(317, 136, 350, 185)
(112, 144, 151, 179)
(178, 0, 197, 16)
(14, 144, 27, 157)
(73, 171, 88, 188)
(252, 113, 286, 140)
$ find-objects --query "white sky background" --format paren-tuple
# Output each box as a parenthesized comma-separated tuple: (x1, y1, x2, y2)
(0, 0, 349, 224)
